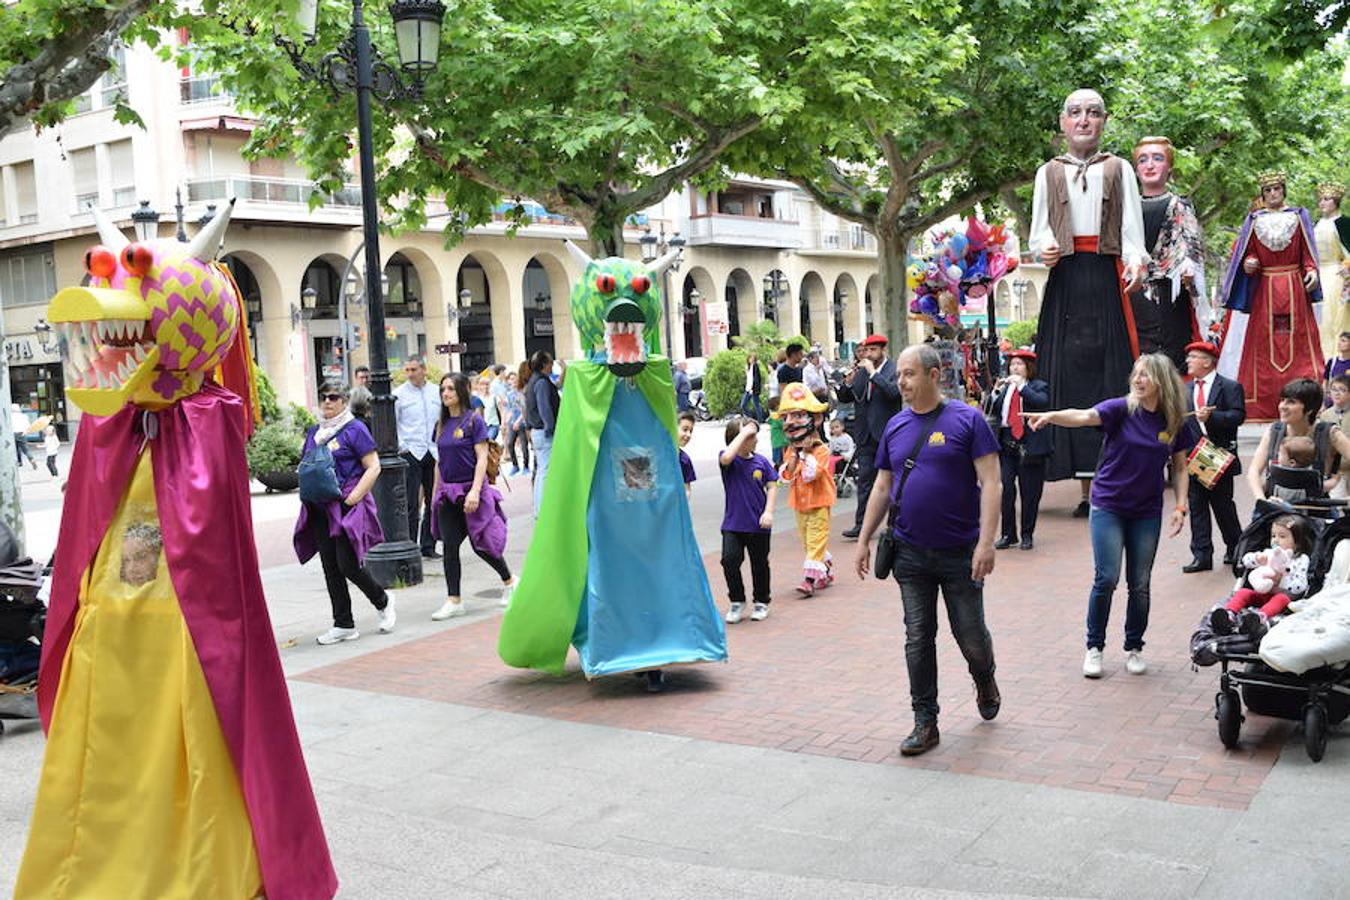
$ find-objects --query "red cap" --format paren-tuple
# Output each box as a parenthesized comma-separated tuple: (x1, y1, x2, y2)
(1185, 341, 1219, 358)
(1008, 348, 1037, 362)
(861, 334, 888, 347)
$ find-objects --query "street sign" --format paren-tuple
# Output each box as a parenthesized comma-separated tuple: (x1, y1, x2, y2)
(435, 342, 468, 355)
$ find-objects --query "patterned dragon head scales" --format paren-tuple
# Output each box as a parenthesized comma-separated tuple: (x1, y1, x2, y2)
(46, 201, 240, 416)
(564, 240, 682, 377)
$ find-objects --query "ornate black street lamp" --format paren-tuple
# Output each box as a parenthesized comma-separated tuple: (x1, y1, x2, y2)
(131, 200, 160, 242)
(638, 227, 685, 359)
(276, 0, 446, 587)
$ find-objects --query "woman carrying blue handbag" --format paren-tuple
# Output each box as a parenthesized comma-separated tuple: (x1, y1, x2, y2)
(292, 381, 395, 645)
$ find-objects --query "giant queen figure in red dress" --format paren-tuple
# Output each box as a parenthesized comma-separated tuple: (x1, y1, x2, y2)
(1217, 170, 1323, 420)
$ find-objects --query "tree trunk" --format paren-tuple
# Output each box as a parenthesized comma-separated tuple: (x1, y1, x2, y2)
(878, 227, 922, 351)
(585, 212, 625, 259)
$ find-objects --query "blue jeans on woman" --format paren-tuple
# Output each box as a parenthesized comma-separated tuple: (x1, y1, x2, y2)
(530, 428, 553, 514)
(1086, 507, 1161, 651)
(739, 392, 765, 423)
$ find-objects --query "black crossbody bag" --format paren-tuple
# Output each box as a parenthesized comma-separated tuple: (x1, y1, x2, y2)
(874, 402, 946, 578)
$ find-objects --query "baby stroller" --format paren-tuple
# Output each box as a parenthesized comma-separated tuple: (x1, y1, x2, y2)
(833, 452, 859, 499)
(1192, 500, 1350, 761)
(0, 522, 47, 736)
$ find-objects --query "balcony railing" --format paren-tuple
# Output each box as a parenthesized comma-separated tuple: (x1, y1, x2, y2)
(180, 76, 230, 106)
(685, 213, 802, 249)
(185, 175, 361, 208)
(811, 226, 876, 253)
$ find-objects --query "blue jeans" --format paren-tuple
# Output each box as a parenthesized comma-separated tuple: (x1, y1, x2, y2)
(739, 392, 765, 423)
(531, 428, 553, 514)
(1086, 507, 1160, 651)
(893, 541, 996, 723)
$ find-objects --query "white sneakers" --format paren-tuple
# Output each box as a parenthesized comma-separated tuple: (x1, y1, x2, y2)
(500, 580, 515, 609)
(316, 626, 359, 645)
(1082, 648, 1104, 678)
(378, 592, 397, 634)
(1082, 648, 1147, 677)
(751, 603, 769, 621)
(726, 602, 745, 624)
(431, 599, 466, 620)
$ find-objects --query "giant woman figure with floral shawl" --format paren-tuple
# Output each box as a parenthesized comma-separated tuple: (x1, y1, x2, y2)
(498, 241, 726, 685)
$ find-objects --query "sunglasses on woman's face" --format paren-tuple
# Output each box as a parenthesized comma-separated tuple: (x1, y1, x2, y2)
(320, 393, 344, 403)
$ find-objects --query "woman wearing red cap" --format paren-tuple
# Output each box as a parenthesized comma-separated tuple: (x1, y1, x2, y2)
(990, 350, 1052, 550)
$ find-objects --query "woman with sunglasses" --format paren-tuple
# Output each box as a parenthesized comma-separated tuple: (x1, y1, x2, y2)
(293, 381, 395, 644)
(429, 373, 514, 619)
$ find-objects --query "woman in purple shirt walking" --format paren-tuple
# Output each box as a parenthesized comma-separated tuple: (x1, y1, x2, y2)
(1029, 353, 1196, 679)
(429, 373, 514, 620)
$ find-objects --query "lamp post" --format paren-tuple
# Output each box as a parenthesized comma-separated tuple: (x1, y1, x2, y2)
(131, 200, 160, 242)
(277, 0, 446, 588)
(34, 320, 56, 355)
(761, 270, 786, 323)
(638, 226, 685, 360)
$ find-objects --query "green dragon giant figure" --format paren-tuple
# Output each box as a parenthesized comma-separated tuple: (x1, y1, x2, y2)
(497, 240, 727, 679)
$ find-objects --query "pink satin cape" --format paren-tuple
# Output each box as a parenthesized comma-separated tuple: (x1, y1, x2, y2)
(38, 381, 338, 900)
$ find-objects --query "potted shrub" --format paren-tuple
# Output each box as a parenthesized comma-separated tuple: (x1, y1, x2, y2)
(247, 421, 304, 492)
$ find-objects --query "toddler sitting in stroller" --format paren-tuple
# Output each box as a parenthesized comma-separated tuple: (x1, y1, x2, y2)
(1211, 513, 1313, 638)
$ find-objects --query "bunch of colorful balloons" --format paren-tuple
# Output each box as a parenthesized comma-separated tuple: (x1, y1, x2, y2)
(908, 216, 1018, 332)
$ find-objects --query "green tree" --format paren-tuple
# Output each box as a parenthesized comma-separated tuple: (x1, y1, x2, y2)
(189, 0, 792, 255)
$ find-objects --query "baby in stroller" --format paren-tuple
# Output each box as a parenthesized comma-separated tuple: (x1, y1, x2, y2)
(1211, 513, 1313, 639)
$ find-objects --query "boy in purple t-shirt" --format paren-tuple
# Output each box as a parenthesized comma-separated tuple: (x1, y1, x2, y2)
(719, 418, 779, 623)
(678, 411, 697, 500)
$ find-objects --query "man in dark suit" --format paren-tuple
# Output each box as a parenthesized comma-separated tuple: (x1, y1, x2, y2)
(839, 334, 903, 539)
(989, 349, 1053, 550)
(1183, 340, 1246, 573)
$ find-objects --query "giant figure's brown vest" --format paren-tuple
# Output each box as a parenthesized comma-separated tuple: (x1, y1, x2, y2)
(1047, 155, 1123, 258)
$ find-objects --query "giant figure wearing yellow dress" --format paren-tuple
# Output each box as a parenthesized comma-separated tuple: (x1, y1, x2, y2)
(16, 203, 337, 899)
(1315, 182, 1350, 352)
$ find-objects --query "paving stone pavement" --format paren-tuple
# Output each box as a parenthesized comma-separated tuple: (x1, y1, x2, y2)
(4, 422, 1350, 897)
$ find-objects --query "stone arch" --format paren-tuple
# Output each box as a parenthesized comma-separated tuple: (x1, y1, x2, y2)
(832, 272, 861, 348)
(521, 252, 572, 361)
(725, 268, 756, 341)
(799, 271, 829, 348)
(864, 273, 880, 336)
(453, 251, 510, 375)
(680, 266, 717, 358)
(380, 247, 439, 366)
(221, 249, 281, 372)
(763, 268, 792, 335)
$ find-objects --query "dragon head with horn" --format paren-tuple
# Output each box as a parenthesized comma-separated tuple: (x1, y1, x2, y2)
(47, 201, 241, 416)
(563, 239, 681, 377)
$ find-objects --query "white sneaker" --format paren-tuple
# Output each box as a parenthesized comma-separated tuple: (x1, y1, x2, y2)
(500, 580, 515, 608)
(316, 626, 359, 645)
(1125, 651, 1147, 675)
(377, 592, 397, 633)
(431, 599, 466, 621)
(1083, 648, 1104, 678)
(750, 602, 769, 621)
(726, 602, 745, 624)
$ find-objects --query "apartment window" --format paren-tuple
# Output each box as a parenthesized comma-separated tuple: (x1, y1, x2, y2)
(71, 147, 99, 211)
(0, 249, 56, 307)
(14, 163, 37, 224)
(100, 44, 128, 108)
(108, 139, 134, 206)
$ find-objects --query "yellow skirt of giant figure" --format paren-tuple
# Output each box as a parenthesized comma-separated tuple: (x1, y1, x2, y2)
(16, 451, 261, 899)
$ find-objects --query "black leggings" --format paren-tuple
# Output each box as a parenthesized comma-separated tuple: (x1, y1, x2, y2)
(721, 530, 771, 605)
(46, 454, 58, 477)
(308, 506, 387, 629)
(438, 497, 512, 595)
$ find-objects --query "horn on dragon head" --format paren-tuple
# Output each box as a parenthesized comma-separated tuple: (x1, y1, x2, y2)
(186, 197, 235, 261)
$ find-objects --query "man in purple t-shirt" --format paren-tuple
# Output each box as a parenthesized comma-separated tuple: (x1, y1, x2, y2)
(854, 344, 1002, 757)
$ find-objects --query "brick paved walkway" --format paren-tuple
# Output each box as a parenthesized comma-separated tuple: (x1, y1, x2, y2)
(301, 481, 1288, 810)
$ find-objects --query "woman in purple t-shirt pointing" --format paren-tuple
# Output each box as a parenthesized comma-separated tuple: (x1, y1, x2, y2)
(1028, 353, 1196, 680)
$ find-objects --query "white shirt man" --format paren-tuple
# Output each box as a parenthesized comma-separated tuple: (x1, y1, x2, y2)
(394, 359, 441, 556)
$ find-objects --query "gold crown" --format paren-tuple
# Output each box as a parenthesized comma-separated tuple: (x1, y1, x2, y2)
(1257, 170, 1287, 189)
(1318, 182, 1346, 201)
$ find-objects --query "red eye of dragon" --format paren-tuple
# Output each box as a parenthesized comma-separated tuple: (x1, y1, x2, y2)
(121, 243, 154, 276)
(84, 245, 118, 279)
(596, 274, 616, 293)
(630, 275, 651, 294)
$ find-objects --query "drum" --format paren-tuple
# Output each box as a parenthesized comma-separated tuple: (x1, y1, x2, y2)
(1187, 437, 1236, 489)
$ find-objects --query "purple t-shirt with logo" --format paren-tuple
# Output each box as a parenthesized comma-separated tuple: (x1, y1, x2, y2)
(679, 449, 696, 484)
(303, 420, 377, 488)
(437, 412, 488, 485)
(721, 452, 778, 533)
(1090, 397, 1197, 519)
(877, 401, 999, 549)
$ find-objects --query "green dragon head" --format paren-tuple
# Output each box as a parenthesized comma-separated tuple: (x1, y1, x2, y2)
(564, 240, 680, 377)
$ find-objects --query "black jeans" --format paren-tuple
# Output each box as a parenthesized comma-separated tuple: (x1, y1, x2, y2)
(308, 506, 387, 629)
(1189, 469, 1242, 562)
(852, 436, 880, 528)
(45, 454, 58, 477)
(402, 451, 438, 554)
(14, 435, 32, 466)
(999, 448, 1046, 541)
(437, 497, 512, 596)
(721, 530, 771, 605)
(893, 540, 996, 723)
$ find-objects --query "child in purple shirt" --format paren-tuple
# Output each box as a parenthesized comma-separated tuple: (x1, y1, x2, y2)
(678, 411, 697, 500)
(719, 418, 779, 623)
(1028, 353, 1196, 679)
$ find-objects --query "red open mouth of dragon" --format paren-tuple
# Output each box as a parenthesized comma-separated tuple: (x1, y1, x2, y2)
(58, 318, 155, 391)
